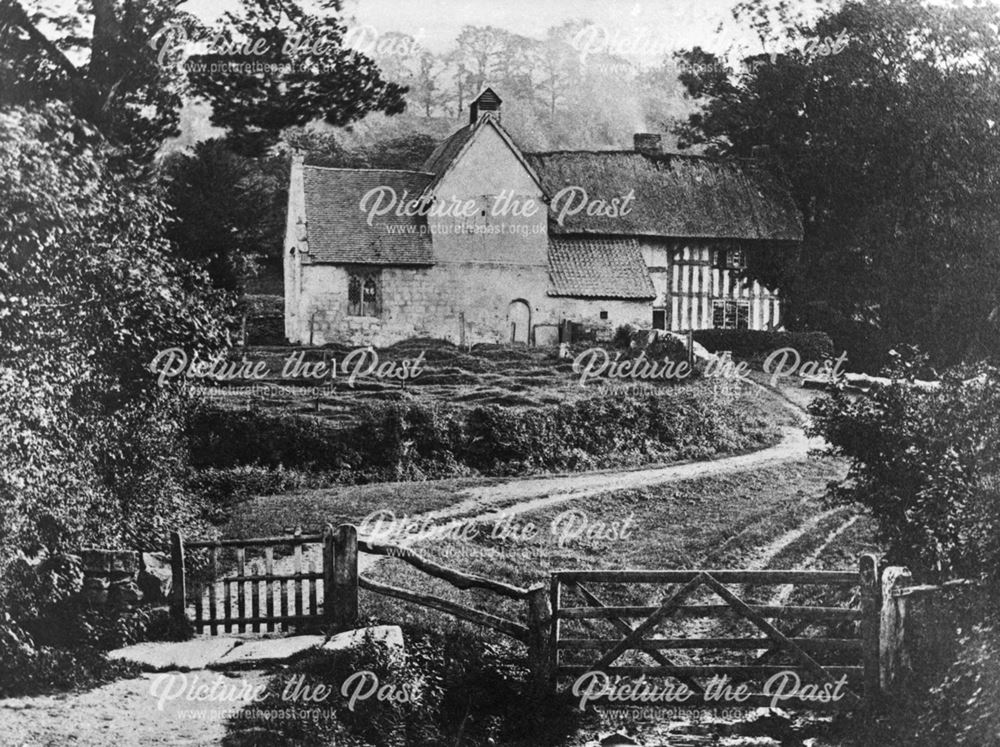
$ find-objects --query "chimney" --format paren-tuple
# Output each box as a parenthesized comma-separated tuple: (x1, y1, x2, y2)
(470, 87, 502, 124)
(634, 133, 664, 156)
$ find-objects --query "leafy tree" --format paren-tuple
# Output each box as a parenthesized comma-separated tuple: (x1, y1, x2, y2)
(674, 0, 1000, 366)
(0, 103, 230, 569)
(161, 139, 285, 291)
(186, 0, 407, 156)
(0, 0, 188, 160)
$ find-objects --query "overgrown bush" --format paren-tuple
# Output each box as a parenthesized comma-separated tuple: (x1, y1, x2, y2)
(223, 625, 579, 746)
(0, 612, 139, 698)
(612, 324, 691, 363)
(189, 385, 778, 484)
(810, 358, 1000, 746)
(2, 553, 151, 651)
(0, 104, 226, 694)
(809, 363, 1000, 582)
(186, 404, 349, 470)
(694, 329, 834, 362)
(918, 621, 1000, 746)
(0, 555, 146, 697)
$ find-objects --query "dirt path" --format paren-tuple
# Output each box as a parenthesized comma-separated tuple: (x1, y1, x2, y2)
(238, 384, 821, 582)
(0, 670, 269, 747)
(189, 389, 824, 621)
(7, 384, 838, 747)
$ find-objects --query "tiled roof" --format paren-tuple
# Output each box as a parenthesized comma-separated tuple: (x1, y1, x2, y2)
(548, 237, 655, 299)
(420, 124, 475, 194)
(302, 167, 434, 265)
(524, 151, 803, 241)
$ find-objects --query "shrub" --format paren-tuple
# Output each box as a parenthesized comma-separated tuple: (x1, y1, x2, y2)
(612, 324, 690, 362)
(694, 329, 834, 362)
(1, 552, 152, 652)
(918, 621, 1000, 746)
(187, 466, 322, 523)
(186, 404, 350, 470)
(223, 624, 579, 746)
(860, 586, 999, 747)
(809, 364, 1000, 582)
(188, 386, 779, 488)
(0, 612, 139, 698)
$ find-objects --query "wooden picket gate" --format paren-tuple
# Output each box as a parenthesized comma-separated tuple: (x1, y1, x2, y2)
(550, 556, 881, 710)
(169, 525, 358, 634)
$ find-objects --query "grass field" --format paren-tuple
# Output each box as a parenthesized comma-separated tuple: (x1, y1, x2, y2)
(357, 456, 876, 635)
(193, 338, 719, 424)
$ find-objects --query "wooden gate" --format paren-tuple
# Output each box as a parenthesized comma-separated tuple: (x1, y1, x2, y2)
(550, 556, 880, 710)
(168, 525, 358, 634)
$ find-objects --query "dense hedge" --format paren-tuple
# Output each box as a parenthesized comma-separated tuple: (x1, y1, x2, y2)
(187, 385, 777, 482)
(225, 623, 580, 745)
(810, 360, 1000, 745)
(693, 330, 834, 361)
(810, 364, 1000, 581)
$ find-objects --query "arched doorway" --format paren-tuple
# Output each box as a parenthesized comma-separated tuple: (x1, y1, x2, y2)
(506, 300, 531, 344)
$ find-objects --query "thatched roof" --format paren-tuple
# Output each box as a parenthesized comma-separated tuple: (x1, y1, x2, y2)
(524, 151, 803, 241)
(548, 237, 655, 299)
(302, 166, 434, 266)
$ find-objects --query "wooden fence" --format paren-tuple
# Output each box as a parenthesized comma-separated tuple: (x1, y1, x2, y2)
(170, 523, 554, 695)
(170, 524, 358, 634)
(171, 531, 904, 710)
(550, 556, 882, 709)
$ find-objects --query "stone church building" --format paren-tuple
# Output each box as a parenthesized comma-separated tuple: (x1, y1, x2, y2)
(283, 88, 803, 347)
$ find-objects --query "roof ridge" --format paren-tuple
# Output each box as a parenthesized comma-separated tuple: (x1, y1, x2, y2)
(526, 149, 757, 162)
(303, 165, 436, 176)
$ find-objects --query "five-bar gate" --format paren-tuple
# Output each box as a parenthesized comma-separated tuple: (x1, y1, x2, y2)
(550, 556, 881, 709)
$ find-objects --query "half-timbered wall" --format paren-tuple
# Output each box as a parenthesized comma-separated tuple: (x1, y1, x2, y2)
(667, 243, 780, 332)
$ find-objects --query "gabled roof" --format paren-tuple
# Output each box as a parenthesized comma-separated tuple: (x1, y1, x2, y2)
(548, 237, 655, 299)
(524, 151, 803, 241)
(421, 123, 475, 188)
(472, 86, 502, 106)
(301, 166, 434, 265)
(419, 113, 544, 197)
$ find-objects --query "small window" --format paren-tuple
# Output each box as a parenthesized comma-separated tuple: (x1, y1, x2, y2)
(714, 247, 748, 270)
(712, 300, 750, 329)
(348, 271, 380, 317)
(599, 310, 609, 320)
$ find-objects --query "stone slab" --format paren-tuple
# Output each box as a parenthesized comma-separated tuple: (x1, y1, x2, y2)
(321, 625, 404, 658)
(107, 637, 241, 672)
(209, 635, 326, 669)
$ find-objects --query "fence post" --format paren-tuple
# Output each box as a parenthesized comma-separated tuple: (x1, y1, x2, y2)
(330, 524, 358, 631)
(686, 329, 694, 368)
(859, 554, 881, 708)
(169, 531, 187, 623)
(879, 566, 912, 697)
(525, 583, 555, 700)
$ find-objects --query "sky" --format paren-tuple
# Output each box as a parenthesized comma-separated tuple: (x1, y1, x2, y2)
(181, 0, 789, 66)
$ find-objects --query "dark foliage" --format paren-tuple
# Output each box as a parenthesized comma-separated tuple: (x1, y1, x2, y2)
(676, 0, 1000, 367)
(161, 141, 286, 292)
(187, 0, 407, 156)
(810, 361, 1000, 583)
(223, 624, 580, 746)
(188, 386, 775, 484)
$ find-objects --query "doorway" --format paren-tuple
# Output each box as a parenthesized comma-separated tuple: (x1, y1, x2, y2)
(506, 300, 531, 344)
